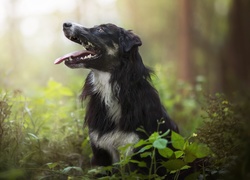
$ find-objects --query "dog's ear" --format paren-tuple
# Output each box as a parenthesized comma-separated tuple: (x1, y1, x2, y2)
(119, 29, 142, 53)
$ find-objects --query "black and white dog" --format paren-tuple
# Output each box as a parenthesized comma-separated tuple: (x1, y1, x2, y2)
(55, 22, 179, 175)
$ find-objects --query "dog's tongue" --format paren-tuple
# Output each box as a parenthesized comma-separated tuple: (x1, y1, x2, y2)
(54, 50, 94, 64)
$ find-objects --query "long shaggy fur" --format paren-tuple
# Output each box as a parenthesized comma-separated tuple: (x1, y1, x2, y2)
(57, 22, 179, 176)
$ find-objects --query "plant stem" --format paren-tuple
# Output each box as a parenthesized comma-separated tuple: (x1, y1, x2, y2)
(148, 148, 156, 179)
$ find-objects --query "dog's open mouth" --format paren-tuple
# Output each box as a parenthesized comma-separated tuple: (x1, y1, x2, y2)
(54, 35, 101, 67)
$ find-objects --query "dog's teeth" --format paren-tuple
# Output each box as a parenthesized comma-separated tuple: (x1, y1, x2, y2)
(80, 57, 84, 60)
(87, 42, 94, 47)
(69, 57, 73, 61)
(83, 54, 93, 59)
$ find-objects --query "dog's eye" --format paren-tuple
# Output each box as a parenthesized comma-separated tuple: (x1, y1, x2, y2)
(97, 27, 104, 33)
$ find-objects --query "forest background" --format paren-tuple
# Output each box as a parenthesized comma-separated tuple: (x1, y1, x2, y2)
(0, 0, 249, 179)
(1, 0, 249, 94)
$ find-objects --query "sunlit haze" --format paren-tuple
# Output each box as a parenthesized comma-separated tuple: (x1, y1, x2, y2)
(0, 0, 118, 40)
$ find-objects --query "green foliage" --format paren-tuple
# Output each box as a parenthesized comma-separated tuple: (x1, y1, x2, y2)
(152, 63, 205, 135)
(197, 94, 244, 163)
(0, 81, 91, 179)
(0, 73, 212, 179)
(1, 68, 204, 179)
(2, 77, 247, 179)
(197, 93, 250, 178)
(89, 126, 211, 180)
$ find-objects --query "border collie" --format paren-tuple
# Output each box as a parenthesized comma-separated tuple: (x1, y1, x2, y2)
(55, 22, 179, 175)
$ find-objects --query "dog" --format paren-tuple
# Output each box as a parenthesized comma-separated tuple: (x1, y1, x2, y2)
(55, 22, 179, 176)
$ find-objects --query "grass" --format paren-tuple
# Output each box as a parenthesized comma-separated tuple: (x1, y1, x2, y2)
(0, 82, 91, 179)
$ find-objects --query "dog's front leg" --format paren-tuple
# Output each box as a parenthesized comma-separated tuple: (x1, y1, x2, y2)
(90, 143, 113, 167)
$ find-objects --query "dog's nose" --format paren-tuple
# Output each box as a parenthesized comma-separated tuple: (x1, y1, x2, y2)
(63, 22, 72, 29)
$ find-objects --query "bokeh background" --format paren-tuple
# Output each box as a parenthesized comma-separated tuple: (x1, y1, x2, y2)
(1, 1, 250, 179)
(1, 0, 249, 95)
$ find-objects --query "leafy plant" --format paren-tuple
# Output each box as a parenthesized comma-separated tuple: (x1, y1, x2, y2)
(88, 125, 211, 180)
(197, 93, 250, 179)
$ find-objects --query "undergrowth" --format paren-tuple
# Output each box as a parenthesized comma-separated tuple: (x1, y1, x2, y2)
(152, 64, 205, 135)
(0, 74, 249, 179)
(88, 128, 210, 180)
(0, 81, 91, 179)
(197, 93, 250, 179)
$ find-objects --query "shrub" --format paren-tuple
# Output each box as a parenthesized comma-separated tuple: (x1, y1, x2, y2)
(0, 81, 91, 179)
(197, 93, 250, 179)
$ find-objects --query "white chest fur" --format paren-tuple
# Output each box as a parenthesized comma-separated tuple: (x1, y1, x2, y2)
(90, 130, 139, 163)
(89, 70, 139, 163)
(90, 70, 121, 122)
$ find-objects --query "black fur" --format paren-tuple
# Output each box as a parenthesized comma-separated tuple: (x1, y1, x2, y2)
(58, 22, 179, 176)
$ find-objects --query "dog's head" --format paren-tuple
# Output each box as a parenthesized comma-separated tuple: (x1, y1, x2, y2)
(55, 22, 142, 71)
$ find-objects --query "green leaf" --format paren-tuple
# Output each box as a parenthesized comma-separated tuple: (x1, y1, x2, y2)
(158, 147, 173, 158)
(62, 167, 72, 174)
(140, 151, 152, 158)
(46, 162, 58, 169)
(174, 150, 184, 158)
(119, 143, 133, 153)
(88, 166, 112, 174)
(138, 145, 152, 153)
(153, 138, 168, 149)
(185, 142, 211, 158)
(138, 161, 147, 168)
(134, 139, 149, 148)
(136, 127, 148, 135)
(117, 157, 130, 166)
(162, 159, 187, 171)
(184, 152, 197, 163)
(180, 165, 191, 171)
(62, 166, 83, 174)
(28, 133, 39, 140)
(196, 145, 210, 158)
(149, 132, 160, 142)
(171, 131, 185, 150)
(72, 167, 84, 172)
(130, 160, 147, 167)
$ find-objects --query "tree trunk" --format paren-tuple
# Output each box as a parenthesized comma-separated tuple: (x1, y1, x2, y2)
(178, 0, 193, 84)
(221, 0, 250, 94)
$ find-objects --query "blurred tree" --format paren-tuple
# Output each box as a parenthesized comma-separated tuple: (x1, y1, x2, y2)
(0, 0, 25, 88)
(117, 0, 178, 66)
(5, 0, 23, 69)
(221, 0, 250, 94)
(118, 0, 224, 90)
(191, 0, 229, 93)
(178, 0, 194, 84)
